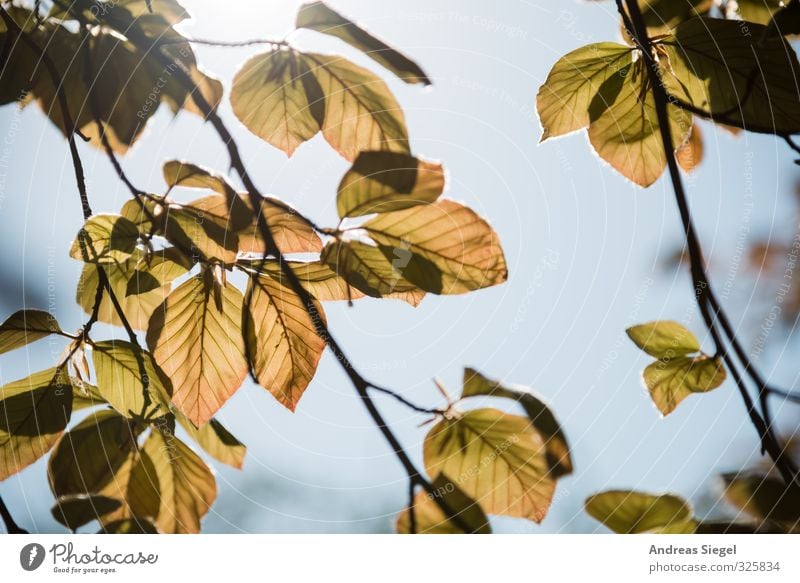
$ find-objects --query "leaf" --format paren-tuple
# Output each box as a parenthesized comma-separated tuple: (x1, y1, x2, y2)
(461, 368, 572, 478)
(537, 42, 634, 140)
(585, 490, 696, 533)
(163, 160, 240, 201)
(587, 58, 692, 187)
(0, 309, 62, 355)
(71, 378, 106, 411)
(230, 48, 325, 156)
(48, 410, 136, 497)
(337, 151, 445, 218)
(76, 248, 190, 331)
(320, 238, 425, 303)
(659, 17, 800, 134)
(643, 354, 726, 415)
(296, 1, 431, 85)
(627, 0, 712, 34)
(626, 321, 701, 358)
(237, 197, 323, 254)
(245, 274, 326, 411)
(91, 340, 173, 419)
(69, 214, 139, 264)
(676, 123, 703, 173)
(305, 52, 410, 160)
(161, 196, 244, 263)
(361, 199, 508, 294)
(141, 430, 217, 533)
(146, 272, 248, 427)
(176, 414, 246, 469)
(423, 408, 554, 522)
(51, 494, 122, 531)
(0, 368, 73, 480)
(98, 518, 158, 534)
(243, 259, 366, 302)
(732, 0, 784, 25)
(396, 474, 491, 534)
(722, 473, 800, 529)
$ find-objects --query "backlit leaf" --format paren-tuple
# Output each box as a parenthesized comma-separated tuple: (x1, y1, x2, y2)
(296, 1, 431, 85)
(142, 430, 216, 534)
(146, 272, 248, 427)
(660, 17, 800, 134)
(0, 368, 72, 480)
(396, 474, 491, 534)
(676, 124, 703, 173)
(176, 414, 246, 469)
(51, 494, 122, 531)
(585, 490, 696, 533)
(643, 355, 726, 415)
(337, 151, 444, 218)
(423, 408, 554, 522)
(237, 197, 322, 254)
(243, 259, 366, 302)
(0, 310, 62, 355)
(69, 214, 139, 264)
(461, 368, 572, 478)
(626, 320, 700, 358)
(245, 274, 326, 411)
(98, 518, 158, 534)
(722, 473, 800, 530)
(91, 340, 172, 419)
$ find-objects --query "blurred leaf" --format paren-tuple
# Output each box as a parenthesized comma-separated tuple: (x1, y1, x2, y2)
(626, 321, 700, 358)
(91, 340, 172, 419)
(396, 474, 491, 534)
(585, 490, 696, 533)
(98, 518, 158, 534)
(722, 473, 800, 530)
(51, 494, 122, 531)
(424, 408, 554, 522)
(296, 1, 431, 85)
(626, 0, 712, 34)
(337, 151, 444, 218)
(146, 273, 248, 427)
(461, 368, 572, 478)
(69, 214, 139, 264)
(245, 274, 326, 411)
(676, 124, 703, 173)
(732, 0, 784, 25)
(0, 368, 73, 480)
(0, 309, 62, 355)
(660, 17, 800, 134)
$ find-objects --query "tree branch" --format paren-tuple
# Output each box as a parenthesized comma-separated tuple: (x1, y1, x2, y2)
(621, 0, 798, 487)
(0, 493, 27, 534)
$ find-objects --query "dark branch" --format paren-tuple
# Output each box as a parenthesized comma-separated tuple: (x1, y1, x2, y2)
(0, 494, 27, 534)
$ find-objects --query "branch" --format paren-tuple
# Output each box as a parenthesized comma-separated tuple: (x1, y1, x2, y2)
(621, 0, 799, 487)
(74, 2, 470, 530)
(0, 493, 27, 534)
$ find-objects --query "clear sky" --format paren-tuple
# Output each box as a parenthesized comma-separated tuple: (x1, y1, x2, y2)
(1, 0, 798, 533)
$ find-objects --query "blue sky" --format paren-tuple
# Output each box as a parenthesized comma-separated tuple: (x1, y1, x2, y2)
(1, 0, 798, 533)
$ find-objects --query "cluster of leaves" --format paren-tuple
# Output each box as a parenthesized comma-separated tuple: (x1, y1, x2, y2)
(538, 0, 800, 186)
(586, 464, 800, 534)
(0, 0, 569, 535)
(395, 369, 572, 533)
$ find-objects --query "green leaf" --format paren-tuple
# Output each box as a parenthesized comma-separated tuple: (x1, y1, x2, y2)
(423, 408, 554, 522)
(245, 275, 326, 411)
(98, 518, 158, 534)
(230, 48, 325, 156)
(360, 199, 508, 294)
(304, 52, 410, 160)
(659, 17, 800, 134)
(461, 368, 572, 478)
(51, 494, 122, 531)
(70, 378, 106, 411)
(732, 0, 784, 25)
(296, 1, 431, 85)
(69, 214, 139, 264)
(722, 473, 800, 529)
(91, 340, 173, 419)
(0, 309, 62, 355)
(537, 43, 634, 140)
(337, 151, 445, 218)
(48, 410, 136, 497)
(76, 248, 190, 331)
(0, 368, 73, 480)
(176, 414, 246, 469)
(396, 474, 491, 534)
(643, 355, 726, 415)
(141, 430, 217, 533)
(585, 490, 696, 533)
(147, 272, 248, 427)
(627, 0, 712, 34)
(626, 321, 701, 358)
